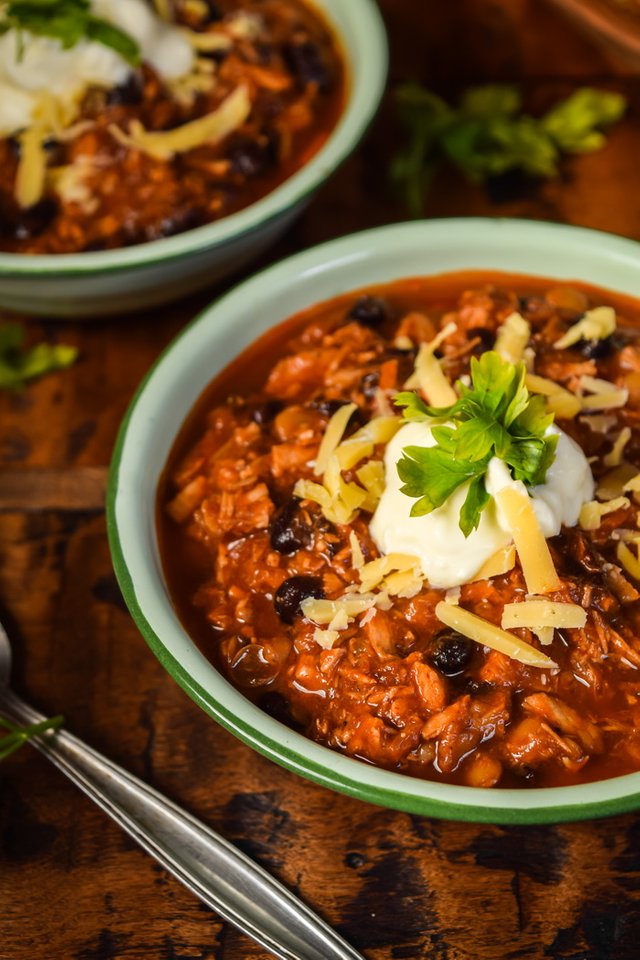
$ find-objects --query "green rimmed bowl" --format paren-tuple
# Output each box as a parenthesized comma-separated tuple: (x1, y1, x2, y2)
(0, 0, 387, 319)
(108, 218, 640, 823)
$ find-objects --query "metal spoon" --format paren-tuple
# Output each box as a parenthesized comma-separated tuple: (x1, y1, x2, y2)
(0, 618, 364, 960)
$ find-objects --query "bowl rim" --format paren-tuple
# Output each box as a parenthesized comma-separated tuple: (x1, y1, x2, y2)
(0, 0, 387, 278)
(107, 217, 640, 824)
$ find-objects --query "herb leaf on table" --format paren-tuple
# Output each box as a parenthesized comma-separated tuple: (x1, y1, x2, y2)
(392, 83, 627, 216)
(0, 323, 78, 389)
(0, 714, 64, 761)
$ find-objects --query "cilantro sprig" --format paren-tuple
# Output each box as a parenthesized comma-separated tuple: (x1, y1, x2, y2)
(0, 0, 141, 65)
(391, 84, 627, 216)
(0, 714, 64, 760)
(0, 323, 78, 389)
(394, 351, 557, 537)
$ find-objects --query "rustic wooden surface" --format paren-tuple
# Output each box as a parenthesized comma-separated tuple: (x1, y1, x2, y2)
(2, 2, 640, 958)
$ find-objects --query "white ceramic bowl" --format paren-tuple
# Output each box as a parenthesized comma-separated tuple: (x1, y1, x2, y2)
(108, 218, 640, 823)
(0, 0, 387, 318)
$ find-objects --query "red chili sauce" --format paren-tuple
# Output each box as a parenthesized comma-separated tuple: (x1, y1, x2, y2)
(158, 271, 640, 789)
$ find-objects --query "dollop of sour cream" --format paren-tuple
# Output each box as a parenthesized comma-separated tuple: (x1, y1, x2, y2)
(370, 420, 595, 590)
(0, 0, 194, 135)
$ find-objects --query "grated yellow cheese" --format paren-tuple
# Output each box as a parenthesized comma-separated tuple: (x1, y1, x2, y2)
(358, 553, 421, 594)
(534, 627, 555, 646)
(15, 126, 48, 209)
(181, 28, 233, 52)
(580, 413, 618, 433)
(335, 415, 401, 471)
(435, 602, 558, 669)
(302, 594, 375, 625)
(501, 600, 586, 630)
(603, 427, 631, 468)
(496, 487, 560, 595)
(495, 312, 531, 364)
(349, 531, 365, 570)
(356, 460, 386, 513)
(579, 375, 628, 411)
(404, 325, 458, 406)
(623, 473, 640, 496)
(313, 628, 340, 650)
(314, 402, 358, 477)
(524, 373, 582, 419)
(597, 462, 638, 501)
(616, 541, 640, 581)
(579, 496, 630, 530)
(554, 306, 616, 350)
(382, 569, 424, 599)
(471, 544, 516, 582)
(109, 84, 251, 161)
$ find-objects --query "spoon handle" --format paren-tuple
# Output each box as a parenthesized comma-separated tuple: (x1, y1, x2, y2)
(2, 691, 364, 960)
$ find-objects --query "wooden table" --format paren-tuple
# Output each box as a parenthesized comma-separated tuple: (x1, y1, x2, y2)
(2, 2, 640, 958)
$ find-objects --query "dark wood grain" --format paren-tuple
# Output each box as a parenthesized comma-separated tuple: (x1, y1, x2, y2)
(2, 2, 640, 959)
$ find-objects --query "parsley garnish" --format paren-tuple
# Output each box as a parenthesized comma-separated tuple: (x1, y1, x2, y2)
(0, 0, 141, 65)
(0, 323, 78, 389)
(394, 352, 557, 537)
(391, 84, 627, 216)
(0, 714, 64, 760)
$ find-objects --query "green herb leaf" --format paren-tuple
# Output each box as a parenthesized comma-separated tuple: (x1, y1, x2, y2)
(459, 473, 491, 537)
(397, 443, 488, 517)
(395, 351, 558, 535)
(392, 83, 627, 215)
(0, 0, 141, 64)
(0, 714, 64, 761)
(0, 323, 78, 389)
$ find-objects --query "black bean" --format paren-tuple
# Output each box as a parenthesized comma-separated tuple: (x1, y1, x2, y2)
(578, 336, 614, 360)
(283, 40, 333, 93)
(260, 691, 295, 727)
(251, 400, 282, 426)
(270, 498, 311, 554)
(153, 207, 206, 239)
(274, 575, 324, 625)
(467, 327, 495, 351)
(431, 630, 472, 676)
(310, 400, 365, 429)
(202, 1, 224, 22)
(229, 136, 275, 178)
(348, 295, 388, 328)
(14, 198, 58, 240)
(360, 371, 380, 399)
(106, 73, 143, 106)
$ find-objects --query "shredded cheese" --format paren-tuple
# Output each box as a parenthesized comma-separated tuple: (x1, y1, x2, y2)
(495, 311, 531, 364)
(535, 627, 555, 646)
(435, 602, 558, 669)
(109, 84, 251, 161)
(356, 460, 386, 513)
(579, 496, 630, 530)
(335, 416, 401, 471)
(496, 487, 560, 595)
(525, 374, 582, 419)
(597, 463, 638, 501)
(616, 541, 640, 581)
(314, 402, 358, 477)
(580, 413, 618, 434)
(471, 544, 516, 582)
(15, 125, 48, 209)
(501, 600, 586, 630)
(579, 375, 628, 412)
(603, 427, 631, 468)
(554, 306, 616, 350)
(358, 553, 422, 594)
(349, 531, 365, 570)
(181, 28, 233, 52)
(313, 628, 340, 650)
(404, 347, 458, 406)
